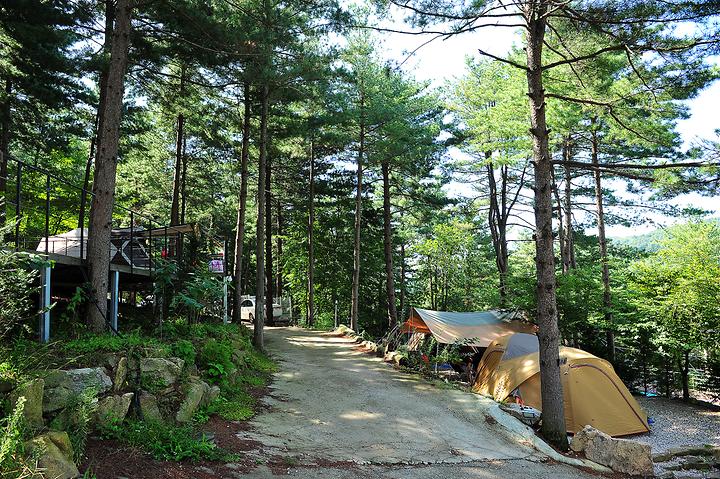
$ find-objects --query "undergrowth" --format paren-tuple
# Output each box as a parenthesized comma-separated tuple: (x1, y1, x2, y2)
(0, 398, 38, 479)
(99, 418, 224, 462)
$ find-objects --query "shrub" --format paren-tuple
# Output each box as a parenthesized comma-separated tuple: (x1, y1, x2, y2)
(172, 339, 196, 366)
(50, 389, 98, 463)
(198, 339, 235, 385)
(0, 222, 40, 341)
(0, 397, 38, 479)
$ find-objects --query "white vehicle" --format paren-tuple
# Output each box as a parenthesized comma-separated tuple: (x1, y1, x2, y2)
(239, 297, 282, 322)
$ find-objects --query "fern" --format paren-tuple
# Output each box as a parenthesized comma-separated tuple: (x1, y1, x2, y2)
(0, 397, 38, 479)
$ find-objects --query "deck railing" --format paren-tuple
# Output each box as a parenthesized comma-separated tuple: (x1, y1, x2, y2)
(1, 155, 186, 275)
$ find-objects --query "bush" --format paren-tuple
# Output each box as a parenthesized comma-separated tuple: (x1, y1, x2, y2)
(172, 340, 196, 366)
(0, 397, 38, 479)
(49, 389, 98, 463)
(99, 418, 223, 462)
(198, 339, 235, 385)
(0, 223, 40, 341)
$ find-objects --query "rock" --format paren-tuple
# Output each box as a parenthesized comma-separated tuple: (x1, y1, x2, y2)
(654, 445, 719, 463)
(140, 357, 184, 389)
(113, 357, 128, 393)
(43, 368, 112, 413)
(679, 456, 712, 470)
(138, 391, 163, 422)
(9, 378, 44, 429)
(25, 431, 79, 479)
(176, 379, 210, 423)
(95, 393, 134, 427)
(571, 425, 653, 476)
(104, 353, 120, 371)
(202, 385, 221, 407)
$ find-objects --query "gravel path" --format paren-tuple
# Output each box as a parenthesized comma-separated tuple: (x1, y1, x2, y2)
(630, 397, 720, 452)
(235, 327, 599, 478)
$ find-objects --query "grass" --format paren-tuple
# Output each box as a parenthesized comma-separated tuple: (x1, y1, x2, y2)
(99, 418, 225, 462)
(206, 392, 256, 421)
(0, 398, 39, 479)
(63, 332, 170, 356)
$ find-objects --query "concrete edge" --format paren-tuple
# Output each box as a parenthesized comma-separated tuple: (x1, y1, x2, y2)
(472, 394, 613, 474)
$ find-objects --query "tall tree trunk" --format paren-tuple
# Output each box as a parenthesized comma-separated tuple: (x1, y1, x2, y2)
(79, 113, 99, 230)
(0, 79, 12, 227)
(525, 2, 568, 450)
(381, 160, 398, 328)
(232, 81, 251, 324)
(170, 65, 186, 226)
(79, 0, 113, 232)
(679, 350, 690, 401)
(253, 82, 269, 349)
(562, 139, 576, 272)
(350, 89, 365, 332)
(307, 137, 315, 327)
(264, 141, 273, 326)
(399, 242, 406, 322)
(180, 133, 187, 224)
(86, 0, 133, 333)
(486, 161, 510, 307)
(592, 126, 615, 363)
(276, 200, 283, 298)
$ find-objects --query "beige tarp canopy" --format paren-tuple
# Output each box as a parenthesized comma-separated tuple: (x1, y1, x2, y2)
(400, 307, 536, 348)
(473, 333, 650, 437)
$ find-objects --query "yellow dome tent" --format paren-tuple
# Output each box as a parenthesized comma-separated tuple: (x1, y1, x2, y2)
(472, 333, 649, 437)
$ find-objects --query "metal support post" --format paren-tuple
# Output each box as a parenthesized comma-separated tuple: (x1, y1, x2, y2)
(223, 276, 229, 324)
(39, 264, 51, 343)
(110, 270, 119, 332)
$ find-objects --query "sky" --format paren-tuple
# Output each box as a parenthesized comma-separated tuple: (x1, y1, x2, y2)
(371, 19, 720, 238)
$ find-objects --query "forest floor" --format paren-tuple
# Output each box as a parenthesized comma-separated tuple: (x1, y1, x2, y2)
(224, 327, 601, 478)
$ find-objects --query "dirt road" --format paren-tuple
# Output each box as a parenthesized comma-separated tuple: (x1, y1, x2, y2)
(236, 327, 597, 478)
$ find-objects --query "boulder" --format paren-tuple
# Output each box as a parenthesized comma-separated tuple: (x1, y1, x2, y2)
(94, 393, 134, 427)
(10, 378, 44, 429)
(140, 357, 184, 389)
(571, 425, 653, 476)
(103, 353, 120, 371)
(43, 368, 112, 413)
(176, 379, 210, 423)
(138, 391, 163, 422)
(112, 356, 128, 393)
(25, 431, 79, 479)
(202, 385, 221, 408)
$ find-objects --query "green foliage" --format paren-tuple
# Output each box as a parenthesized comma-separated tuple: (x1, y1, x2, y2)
(59, 389, 98, 464)
(172, 339, 197, 366)
(63, 332, 169, 357)
(0, 222, 39, 342)
(198, 339, 235, 386)
(99, 418, 223, 462)
(204, 392, 255, 422)
(57, 286, 90, 338)
(0, 397, 37, 479)
(172, 269, 224, 322)
(628, 221, 720, 354)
